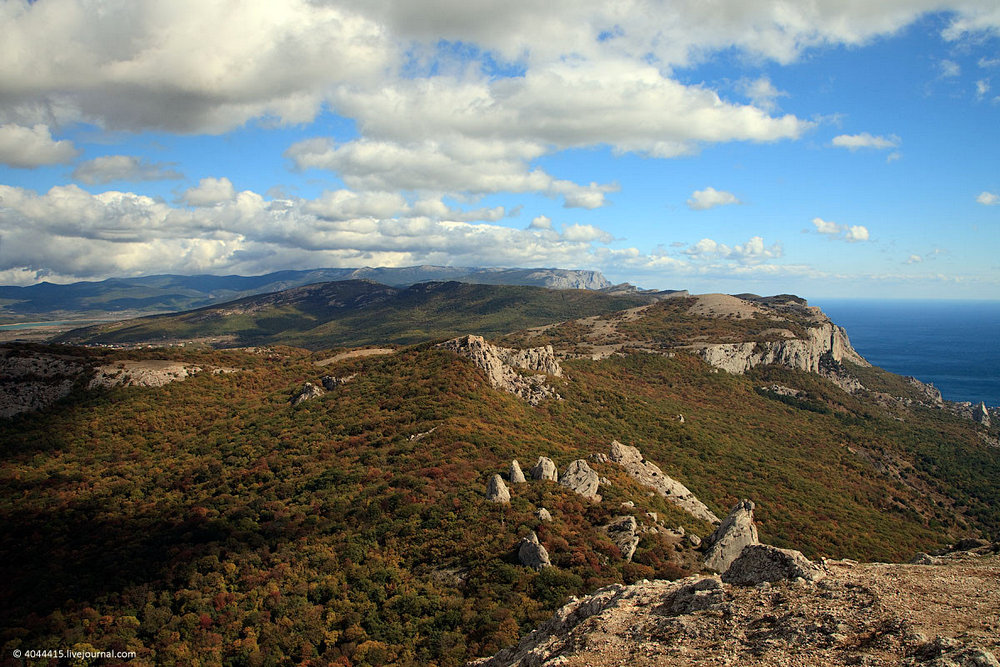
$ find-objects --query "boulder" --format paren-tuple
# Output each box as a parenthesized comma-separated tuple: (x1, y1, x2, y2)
(607, 441, 719, 524)
(559, 459, 600, 499)
(531, 456, 559, 482)
(291, 382, 324, 405)
(604, 515, 640, 561)
(536, 507, 553, 522)
(486, 474, 511, 503)
(703, 499, 759, 573)
(509, 459, 527, 483)
(518, 531, 551, 570)
(721, 544, 825, 585)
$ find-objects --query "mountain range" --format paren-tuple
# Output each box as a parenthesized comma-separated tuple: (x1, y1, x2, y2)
(0, 267, 619, 323)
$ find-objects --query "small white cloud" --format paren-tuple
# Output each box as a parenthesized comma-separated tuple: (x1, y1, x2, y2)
(845, 225, 869, 242)
(940, 59, 961, 78)
(886, 151, 902, 163)
(686, 186, 741, 211)
(740, 76, 788, 112)
(529, 215, 552, 230)
(906, 254, 923, 264)
(831, 133, 900, 151)
(72, 155, 183, 184)
(977, 191, 999, 205)
(812, 217, 842, 235)
(182, 177, 236, 207)
(812, 217, 870, 242)
(0, 124, 78, 168)
(976, 79, 991, 99)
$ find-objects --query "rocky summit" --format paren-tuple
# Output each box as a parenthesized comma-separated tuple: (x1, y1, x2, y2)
(474, 545, 1000, 667)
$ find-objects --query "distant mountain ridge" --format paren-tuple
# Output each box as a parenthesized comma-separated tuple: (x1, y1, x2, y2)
(54, 280, 656, 348)
(0, 266, 615, 322)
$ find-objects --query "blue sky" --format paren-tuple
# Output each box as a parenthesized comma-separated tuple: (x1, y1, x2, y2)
(0, 1, 997, 299)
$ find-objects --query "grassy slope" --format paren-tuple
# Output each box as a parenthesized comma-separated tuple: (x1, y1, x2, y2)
(2, 339, 997, 665)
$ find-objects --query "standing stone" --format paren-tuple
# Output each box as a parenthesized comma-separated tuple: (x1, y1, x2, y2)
(518, 531, 551, 570)
(486, 474, 511, 504)
(509, 459, 527, 483)
(531, 456, 559, 482)
(973, 401, 991, 428)
(559, 459, 600, 499)
(703, 499, 760, 573)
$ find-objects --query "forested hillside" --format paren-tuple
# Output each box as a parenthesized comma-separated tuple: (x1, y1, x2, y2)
(2, 328, 997, 664)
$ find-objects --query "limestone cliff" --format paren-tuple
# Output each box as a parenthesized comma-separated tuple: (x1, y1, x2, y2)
(690, 321, 870, 375)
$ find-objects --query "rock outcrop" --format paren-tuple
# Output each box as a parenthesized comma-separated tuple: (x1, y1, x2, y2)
(89, 360, 202, 389)
(530, 456, 558, 482)
(703, 499, 760, 572)
(608, 440, 719, 523)
(690, 322, 870, 375)
(722, 544, 825, 585)
(438, 335, 561, 404)
(509, 459, 527, 483)
(0, 349, 86, 418)
(559, 459, 600, 499)
(486, 474, 511, 503)
(291, 382, 324, 405)
(603, 516, 640, 561)
(321, 374, 356, 390)
(535, 507, 553, 523)
(517, 531, 551, 570)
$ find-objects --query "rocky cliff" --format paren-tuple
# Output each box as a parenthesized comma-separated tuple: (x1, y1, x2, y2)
(690, 321, 870, 375)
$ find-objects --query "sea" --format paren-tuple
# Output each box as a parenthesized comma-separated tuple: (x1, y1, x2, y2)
(813, 299, 1000, 408)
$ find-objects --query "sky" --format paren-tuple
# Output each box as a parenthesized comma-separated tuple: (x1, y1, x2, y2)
(0, 0, 998, 300)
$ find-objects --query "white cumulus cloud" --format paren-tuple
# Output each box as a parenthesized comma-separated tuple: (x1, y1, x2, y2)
(0, 123, 78, 168)
(976, 191, 999, 205)
(687, 187, 742, 211)
(182, 177, 237, 207)
(812, 217, 871, 242)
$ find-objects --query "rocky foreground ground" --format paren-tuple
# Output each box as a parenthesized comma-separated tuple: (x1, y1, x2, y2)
(473, 544, 1000, 667)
